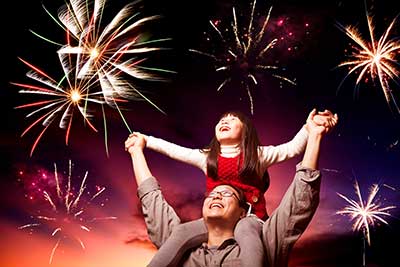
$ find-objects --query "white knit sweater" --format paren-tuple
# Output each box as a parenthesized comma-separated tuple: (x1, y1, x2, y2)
(146, 127, 309, 175)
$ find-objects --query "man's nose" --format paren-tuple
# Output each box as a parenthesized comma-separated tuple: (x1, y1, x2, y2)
(212, 192, 223, 199)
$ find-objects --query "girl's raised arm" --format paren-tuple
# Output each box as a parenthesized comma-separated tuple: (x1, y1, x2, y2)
(146, 135, 207, 173)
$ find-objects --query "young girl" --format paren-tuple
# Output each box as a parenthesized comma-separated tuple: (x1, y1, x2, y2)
(127, 109, 336, 267)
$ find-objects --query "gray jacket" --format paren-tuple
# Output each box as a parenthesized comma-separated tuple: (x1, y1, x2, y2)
(138, 164, 321, 267)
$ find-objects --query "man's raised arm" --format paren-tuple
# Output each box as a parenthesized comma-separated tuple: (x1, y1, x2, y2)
(262, 109, 338, 267)
(125, 133, 181, 248)
(125, 132, 153, 185)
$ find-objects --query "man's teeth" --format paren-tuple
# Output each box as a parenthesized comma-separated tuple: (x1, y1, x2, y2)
(211, 203, 223, 208)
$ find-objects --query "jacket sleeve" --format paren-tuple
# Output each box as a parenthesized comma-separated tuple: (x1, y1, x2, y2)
(259, 127, 308, 166)
(262, 163, 321, 267)
(137, 176, 182, 248)
(147, 136, 207, 173)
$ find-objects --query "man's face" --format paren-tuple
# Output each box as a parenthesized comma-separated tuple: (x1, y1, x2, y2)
(202, 185, 245, 226)
(215, 114, 244, 146)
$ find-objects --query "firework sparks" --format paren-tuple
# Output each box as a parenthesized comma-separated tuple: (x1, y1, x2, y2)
(336, 180, 395, 245)
(387, 139, 399, 151)
(13, 0, 177, 156)
(18, 160, 116, 264)
(336, 8, 400, 114)
(190, 0, 296, 114)
(45, 0, 173, 113)
(11, 57, 109, 156)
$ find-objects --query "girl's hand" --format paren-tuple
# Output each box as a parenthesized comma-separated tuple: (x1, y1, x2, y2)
(124, 132, 147, 154)
(306, 109, 339, 135)
(306, 109, 326, 135)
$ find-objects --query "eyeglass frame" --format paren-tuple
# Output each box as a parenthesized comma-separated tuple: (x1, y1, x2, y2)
(205, 189, 240, 201)
(205, 188, 252, 215)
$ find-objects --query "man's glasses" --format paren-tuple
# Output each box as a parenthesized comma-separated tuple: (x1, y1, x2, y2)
(206, 189, 252, 214)
(206, 190, 240, 201)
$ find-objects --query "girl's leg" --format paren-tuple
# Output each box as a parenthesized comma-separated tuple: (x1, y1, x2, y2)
(234, 215, 264, 267)
(148, 218, 207, 267)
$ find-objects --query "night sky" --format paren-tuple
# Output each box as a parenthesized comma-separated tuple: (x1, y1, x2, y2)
(1, 0, 400, 266)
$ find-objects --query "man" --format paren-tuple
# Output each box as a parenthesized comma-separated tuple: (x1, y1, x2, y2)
(125, 110, 337, 267)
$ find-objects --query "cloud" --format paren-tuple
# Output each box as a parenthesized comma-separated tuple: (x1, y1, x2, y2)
(125, 236, 157, 251)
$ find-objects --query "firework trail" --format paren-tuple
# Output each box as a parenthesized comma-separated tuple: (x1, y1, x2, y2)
(11, 57, 109, 156)
(189, 0, 296, 114)
(18, 160, 116, 264)
(335, 4, 400, 114)
(336, 180, 395, 245)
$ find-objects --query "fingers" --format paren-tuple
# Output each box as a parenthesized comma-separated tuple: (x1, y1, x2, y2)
(312, 114, 328, 127)
(324, 113, 339, 133)
(307, 109, 339, 135)
(310, 109, 339, 134)
(333, 113, 339, 124)
(307, 108, 317, 122)
(124, 138, 134, 151)
(125, 132, 139, 151)
(124, 132, 148, 152)
(327, 113, 338, 127)
(318, 109, 333, 116)
(319, 110, 337, 122)
(129, 131, 139, 138)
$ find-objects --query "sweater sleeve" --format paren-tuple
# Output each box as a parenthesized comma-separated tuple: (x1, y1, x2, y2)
(262, 164, 321, 267)
(259, 126, 308, 167)
(138, 177, 181, 248)
(146, 136, 207, 173)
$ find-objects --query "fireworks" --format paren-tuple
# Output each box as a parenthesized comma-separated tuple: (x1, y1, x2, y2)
(52, 0, 174, 111)
(336, 180, 395, 245)
(11, 57, 108, 157)
(190, 0, 296, 114)
(13, 0, 176, 156)
(18, 160, 116, 264)
(336, 8, 400, 114)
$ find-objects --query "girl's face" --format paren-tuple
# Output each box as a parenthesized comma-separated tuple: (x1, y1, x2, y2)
(215, 114, 244, 145)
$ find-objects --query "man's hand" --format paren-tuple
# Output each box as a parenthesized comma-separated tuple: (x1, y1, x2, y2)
(306, 109, 338, 135)
(125, 132, 153, 185)
(125, 132, 147, 154)
(302, 109, 338, 170)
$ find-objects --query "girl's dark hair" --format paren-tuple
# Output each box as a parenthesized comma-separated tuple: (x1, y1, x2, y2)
(204, 111, 263, 180)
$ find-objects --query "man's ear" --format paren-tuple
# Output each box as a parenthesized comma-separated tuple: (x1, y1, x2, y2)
(239, 209, 246, 219)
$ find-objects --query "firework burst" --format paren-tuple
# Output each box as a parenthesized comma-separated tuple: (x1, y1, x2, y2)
(13, 0, 175, 156)
(11, 57, 110, 157)
(336, 180, 395, 245)
(336, 7, 400, 114)
(18, 160, 116, 264)
(43, 0, 173, 113)
(190, 0, 296, 114)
